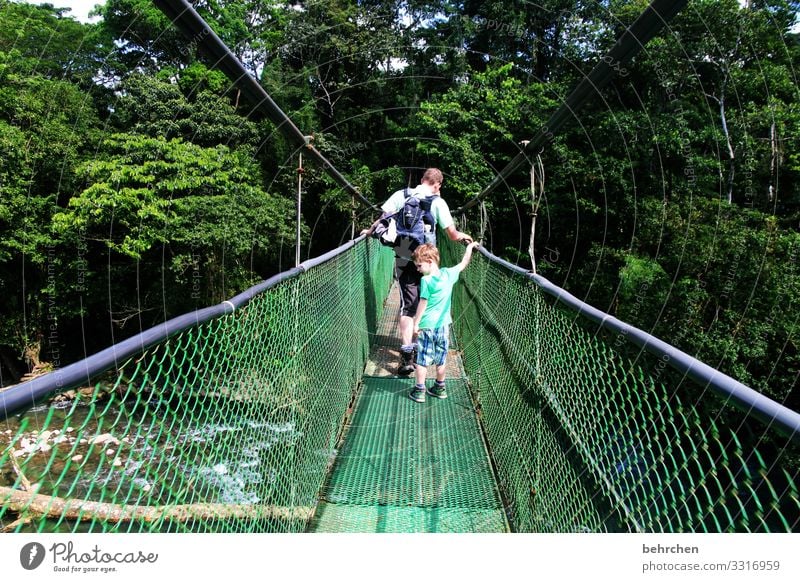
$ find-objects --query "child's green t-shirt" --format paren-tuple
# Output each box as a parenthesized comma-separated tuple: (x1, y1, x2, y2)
(418, 267, 460, 330)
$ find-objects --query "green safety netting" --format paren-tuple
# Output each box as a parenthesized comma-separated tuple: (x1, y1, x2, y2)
(441, 239, 799, 532)
(0, 240, 394, 533)
(1, 237, 798, 533)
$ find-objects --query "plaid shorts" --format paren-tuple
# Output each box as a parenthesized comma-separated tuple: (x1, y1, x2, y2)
(416, 326, 449, 367)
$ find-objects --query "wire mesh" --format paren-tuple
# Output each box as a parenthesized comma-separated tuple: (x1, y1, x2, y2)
(3, 236, 798, 533)
(442, 238, 799, 533)
(311, 375, 507, 533)
(0, 240, 394, 533)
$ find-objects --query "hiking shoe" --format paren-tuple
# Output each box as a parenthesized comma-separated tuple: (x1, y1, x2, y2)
(398, 349, 416, 376)
(426, 383, 447, 399)
(409, 385, 426, 403)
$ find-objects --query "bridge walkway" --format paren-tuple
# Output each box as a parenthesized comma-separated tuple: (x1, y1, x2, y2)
(310, 284, 509, 532)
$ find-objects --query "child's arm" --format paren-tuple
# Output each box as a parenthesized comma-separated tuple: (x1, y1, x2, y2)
(413, 298, 428, 335)
(454, 241, 480, 273)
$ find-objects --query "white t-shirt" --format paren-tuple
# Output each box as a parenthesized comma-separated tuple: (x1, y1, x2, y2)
(381, 185, 455, 231)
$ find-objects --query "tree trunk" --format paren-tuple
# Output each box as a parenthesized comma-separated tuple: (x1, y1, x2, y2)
(23, 341, 41, 369)
(0, 486, 314, 526)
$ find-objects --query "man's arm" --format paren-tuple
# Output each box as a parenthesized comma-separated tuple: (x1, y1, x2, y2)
(454, 242, 480, 272)
(360, 214, 388, 237)
(413, 298, 428, 335)
(444, 224, 473, 244)
(360, 190, 404, 236)
(431, 197, 472, 243)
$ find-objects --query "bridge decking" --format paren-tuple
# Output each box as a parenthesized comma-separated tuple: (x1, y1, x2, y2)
(310, 284, 509, 532)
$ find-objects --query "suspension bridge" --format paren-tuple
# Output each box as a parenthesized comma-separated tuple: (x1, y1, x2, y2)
(1, 0, 799, 533)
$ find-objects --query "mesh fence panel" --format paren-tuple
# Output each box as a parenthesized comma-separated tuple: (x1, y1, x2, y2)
(3, 236, 798, 533)
(442, 238, 800, 533)
(0, 240, 394, 533)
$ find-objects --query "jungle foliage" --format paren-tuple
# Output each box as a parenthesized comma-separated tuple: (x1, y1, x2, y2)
(0, 0, 798, 413)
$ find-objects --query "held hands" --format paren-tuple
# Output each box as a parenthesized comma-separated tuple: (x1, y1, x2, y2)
(462, 240, 480, 254)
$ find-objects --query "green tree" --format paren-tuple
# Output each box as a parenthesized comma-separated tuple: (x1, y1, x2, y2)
(0, 0, 110, 85)
(0, 68, 101, 380)
(112, 73, 259, 147)
(53, 132, 295, 317)
(409, 63, 557, 257)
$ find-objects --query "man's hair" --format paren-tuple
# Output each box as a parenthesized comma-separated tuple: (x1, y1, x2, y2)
(413, 243, 440, 265)
(421, 168, 443, 186)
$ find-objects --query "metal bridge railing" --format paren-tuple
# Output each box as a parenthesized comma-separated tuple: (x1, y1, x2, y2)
(443, 237, 799, 532)
(0, 238, 394, 533)
(2, 235, 798, 533)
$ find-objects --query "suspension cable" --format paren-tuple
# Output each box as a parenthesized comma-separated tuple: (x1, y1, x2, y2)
(153, 0, 378, 211)
(454, 0, 688, 215)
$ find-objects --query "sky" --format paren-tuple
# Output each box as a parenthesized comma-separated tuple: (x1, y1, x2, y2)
(19, 1, 800, 33)
(21, 0, 105, 23)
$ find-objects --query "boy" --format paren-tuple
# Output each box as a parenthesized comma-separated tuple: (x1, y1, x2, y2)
(409, 241, 479, 402)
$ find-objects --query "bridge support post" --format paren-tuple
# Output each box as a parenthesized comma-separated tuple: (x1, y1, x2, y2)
(296, 151, 303, 268)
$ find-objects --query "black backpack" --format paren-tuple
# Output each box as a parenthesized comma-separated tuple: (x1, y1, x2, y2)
(373, 188, 436, 254)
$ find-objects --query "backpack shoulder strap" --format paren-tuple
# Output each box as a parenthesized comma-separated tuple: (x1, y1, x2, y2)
(418, 195, 436, 224)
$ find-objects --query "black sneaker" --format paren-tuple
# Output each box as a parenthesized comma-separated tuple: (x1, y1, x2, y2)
(409, 385, 426, 403)
(398, 349, 415, 376)
(426, 383, 447, 399)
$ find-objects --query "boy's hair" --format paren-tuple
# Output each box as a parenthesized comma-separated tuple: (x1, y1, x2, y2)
(421, 168, 443, 186)
(413, 243, 440, 265)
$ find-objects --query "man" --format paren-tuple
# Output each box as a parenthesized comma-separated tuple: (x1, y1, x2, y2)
(362, 168, 473, 375)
